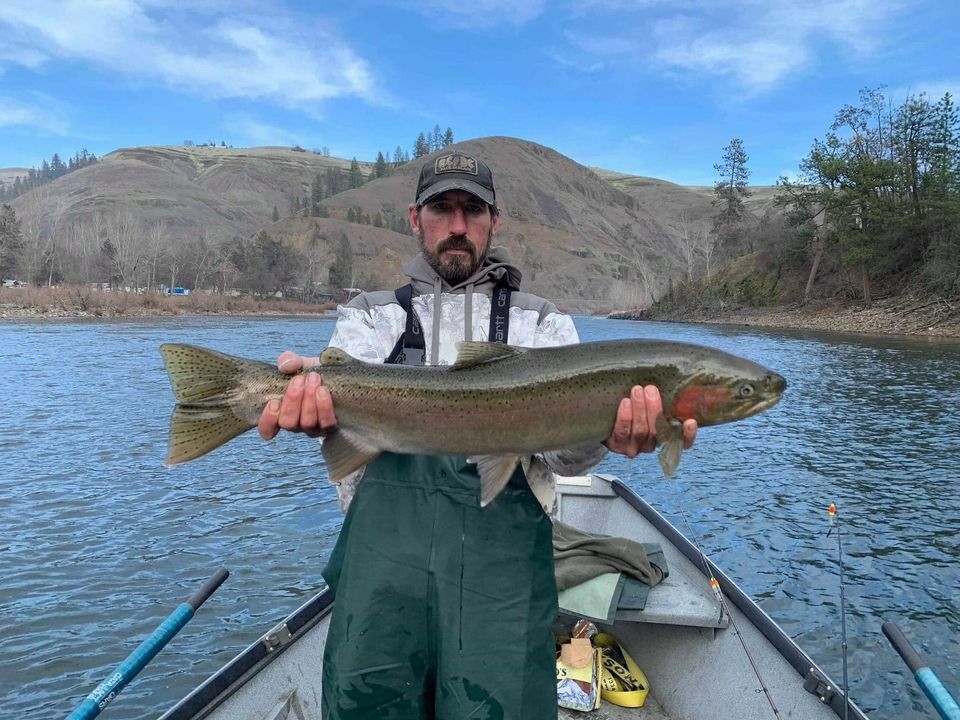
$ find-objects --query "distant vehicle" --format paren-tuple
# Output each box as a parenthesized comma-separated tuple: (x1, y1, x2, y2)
(2, 279, 24, 288)
(164, 287, 191, 296)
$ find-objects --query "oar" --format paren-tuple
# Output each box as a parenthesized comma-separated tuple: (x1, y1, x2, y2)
(882, 620, 960, 720)
(65, 568, 229, 720)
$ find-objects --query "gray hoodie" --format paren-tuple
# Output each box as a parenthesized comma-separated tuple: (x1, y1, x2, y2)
(326, 247, 608, 512)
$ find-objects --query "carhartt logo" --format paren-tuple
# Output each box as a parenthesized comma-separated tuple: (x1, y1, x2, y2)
(435, 154, 478, 175)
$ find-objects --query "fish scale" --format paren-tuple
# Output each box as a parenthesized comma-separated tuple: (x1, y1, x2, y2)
(160, 339, 786, 507)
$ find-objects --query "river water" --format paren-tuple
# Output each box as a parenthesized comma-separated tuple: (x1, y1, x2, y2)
(0, 315, 957, 720)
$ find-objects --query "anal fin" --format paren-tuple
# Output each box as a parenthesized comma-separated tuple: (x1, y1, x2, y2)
(471, 455, 522, 507)
(321, 428, 381, 482)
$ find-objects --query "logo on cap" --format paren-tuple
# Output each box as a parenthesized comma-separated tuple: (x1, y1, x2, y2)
(435, 154, 478, 175)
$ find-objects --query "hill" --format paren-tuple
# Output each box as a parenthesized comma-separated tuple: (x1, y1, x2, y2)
(0, 168, 30, 188)
(8, 145, 369, 240)
(592, 169, 782, 243)
(9, 138, 693, 312)
(321, 137, 681, 310)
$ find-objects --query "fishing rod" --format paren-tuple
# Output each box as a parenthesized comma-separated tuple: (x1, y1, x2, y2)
(882, 620, 960, 720)
(827, 502, 849, 720)
(675, 504, 784, 720)
(65, 568, 229, 720)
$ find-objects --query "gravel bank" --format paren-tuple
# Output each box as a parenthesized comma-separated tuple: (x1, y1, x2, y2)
(610, 294, 960, 338)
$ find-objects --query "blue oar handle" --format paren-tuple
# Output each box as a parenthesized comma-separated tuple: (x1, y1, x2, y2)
(66, 568, 229, 720)
(883, 620, 960, 720)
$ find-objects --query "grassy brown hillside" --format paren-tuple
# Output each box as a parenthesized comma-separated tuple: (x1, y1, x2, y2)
(10, 145, 371, 243)
(8, 138, 688, 313)
(267, 216, 413, 291)
(594, 169, 781, 243)
(0, 168, 29, 187)
(325, 137, 679, 311)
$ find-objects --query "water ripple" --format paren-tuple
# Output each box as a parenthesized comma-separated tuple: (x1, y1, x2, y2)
(0, 315, 956, 720)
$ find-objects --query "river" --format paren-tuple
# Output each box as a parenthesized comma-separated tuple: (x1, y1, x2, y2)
(0, 315, 957, 720)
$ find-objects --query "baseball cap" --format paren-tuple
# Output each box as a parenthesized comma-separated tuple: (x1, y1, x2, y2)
(415, 152, 497, 210)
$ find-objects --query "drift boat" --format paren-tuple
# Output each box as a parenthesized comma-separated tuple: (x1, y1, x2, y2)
(158, 474, 867, 720)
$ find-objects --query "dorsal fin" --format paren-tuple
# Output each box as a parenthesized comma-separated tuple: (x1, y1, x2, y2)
(320, 347, 358, 367)
(451, 341, 526, 370)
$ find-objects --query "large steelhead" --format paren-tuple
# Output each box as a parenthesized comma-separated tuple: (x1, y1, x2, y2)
(160, 339, 786, 505)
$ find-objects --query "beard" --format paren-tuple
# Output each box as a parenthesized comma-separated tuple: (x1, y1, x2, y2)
(420, 231, 492, 285)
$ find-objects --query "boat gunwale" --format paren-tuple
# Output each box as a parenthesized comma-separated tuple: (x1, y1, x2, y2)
(159, 475, 868, 720)
(158, 588, 334, 720)
(604, 476, 868, 720)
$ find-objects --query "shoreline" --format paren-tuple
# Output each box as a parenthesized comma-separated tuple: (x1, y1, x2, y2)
(611, 294, 960, 339)
(5, 292, 959, 339)
(0, 286, 337, 321)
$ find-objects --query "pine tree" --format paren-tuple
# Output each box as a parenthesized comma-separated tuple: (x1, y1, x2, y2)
(443, 128, 454, 146)
(349, 158, 364, 189)
(374, 152, 389, 178)
(50, 153, 66, 178)
(393, 146, 405, 166)
(712, 138, 752, 247)
(414, 133, 429, 158)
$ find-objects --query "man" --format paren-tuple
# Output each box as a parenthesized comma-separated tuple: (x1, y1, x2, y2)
(258, 152, 696, 719)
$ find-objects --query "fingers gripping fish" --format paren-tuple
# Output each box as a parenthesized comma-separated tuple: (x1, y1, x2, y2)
(159, 339, 786, 507)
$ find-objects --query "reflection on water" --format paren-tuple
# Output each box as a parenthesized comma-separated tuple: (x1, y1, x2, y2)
(0, 316, 956, 719)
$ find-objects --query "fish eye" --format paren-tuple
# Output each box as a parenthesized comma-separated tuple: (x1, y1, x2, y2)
(738, 384, 755, 398)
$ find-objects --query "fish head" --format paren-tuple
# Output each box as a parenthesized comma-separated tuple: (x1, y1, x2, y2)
(668, 362, 786, 427)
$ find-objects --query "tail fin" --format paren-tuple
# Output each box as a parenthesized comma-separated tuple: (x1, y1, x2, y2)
(159, 344, 255, 465)
(166, 405, 252, 466)
(160, 343, 245, 403)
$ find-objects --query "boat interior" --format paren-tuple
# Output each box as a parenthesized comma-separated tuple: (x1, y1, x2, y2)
(160, 474, 863, 720)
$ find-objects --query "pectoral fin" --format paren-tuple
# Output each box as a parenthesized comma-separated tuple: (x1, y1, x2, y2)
(471, 455, 522, 507)
(655, 415, 684, 477)
(321, 428, 381, 482)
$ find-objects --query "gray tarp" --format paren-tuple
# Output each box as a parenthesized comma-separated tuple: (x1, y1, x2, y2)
(553, 521, 666, 591)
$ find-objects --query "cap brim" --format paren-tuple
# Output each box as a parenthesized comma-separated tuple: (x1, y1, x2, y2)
(416, 179, 495, 208)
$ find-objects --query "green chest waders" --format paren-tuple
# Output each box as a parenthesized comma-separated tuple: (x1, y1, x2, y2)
(321, 454, 558, 720)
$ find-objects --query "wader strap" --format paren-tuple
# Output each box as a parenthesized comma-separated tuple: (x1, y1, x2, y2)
(386, 283, 425, 366)
(489, 281, 511, 344)
(385, 279, 513, 366)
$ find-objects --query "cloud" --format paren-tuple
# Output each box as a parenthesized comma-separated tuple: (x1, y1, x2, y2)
(0, 95, 68, 134)
(0, 1, 376, 107)
(560, 0, 905, 94)
(391, 0, 547, 27)
(888, 80, 960, 103)
(546, 50, 605, 73)
(224, 116, 304, 147)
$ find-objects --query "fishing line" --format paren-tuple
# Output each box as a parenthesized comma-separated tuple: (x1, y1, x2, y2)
(827, 502, 850, 720)
(675, 504, 785, 720)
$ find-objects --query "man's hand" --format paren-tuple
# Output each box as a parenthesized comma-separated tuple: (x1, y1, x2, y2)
(257, 351, 337, 440)
(604, 385, 697, 458)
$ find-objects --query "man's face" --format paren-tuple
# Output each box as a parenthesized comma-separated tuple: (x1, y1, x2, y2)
(409, 190, 500, 284)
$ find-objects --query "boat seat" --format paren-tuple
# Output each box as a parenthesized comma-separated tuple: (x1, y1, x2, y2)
(556, 475, 728, 631)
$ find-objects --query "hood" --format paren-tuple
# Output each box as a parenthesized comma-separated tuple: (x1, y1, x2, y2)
(402, 245, 523, 295)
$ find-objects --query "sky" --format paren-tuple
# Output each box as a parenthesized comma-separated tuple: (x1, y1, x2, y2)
(0, 0, 957, 186)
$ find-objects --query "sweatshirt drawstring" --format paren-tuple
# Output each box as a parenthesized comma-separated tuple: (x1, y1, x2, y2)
(464, 283, 474, 342)
(431, 275, 442, 366)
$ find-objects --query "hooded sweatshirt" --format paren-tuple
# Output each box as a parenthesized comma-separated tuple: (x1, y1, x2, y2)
(326, 247, 608, 512)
